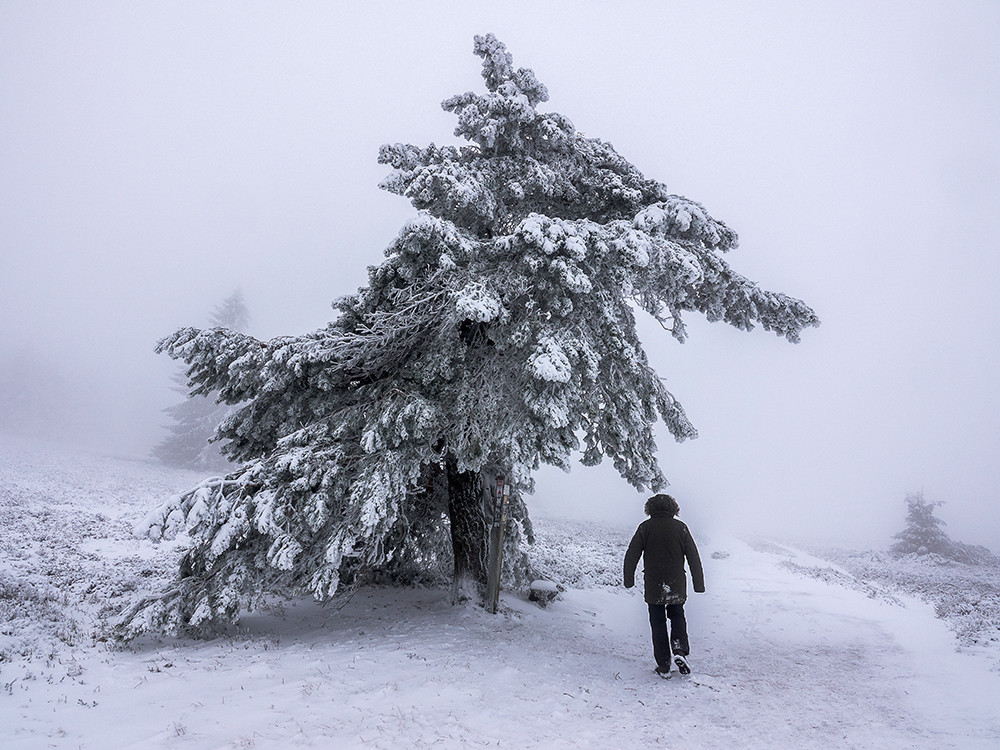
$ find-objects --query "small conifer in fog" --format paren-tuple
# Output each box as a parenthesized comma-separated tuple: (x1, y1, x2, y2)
(890, 492, 953, 557)
(152, 290, 250, 471)
(891, 492, 996, 564)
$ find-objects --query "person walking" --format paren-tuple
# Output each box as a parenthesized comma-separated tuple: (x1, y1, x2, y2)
(623, 493, 705, 676)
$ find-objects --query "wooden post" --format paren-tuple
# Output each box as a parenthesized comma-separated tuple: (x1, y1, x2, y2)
(484, 474, 508, 614)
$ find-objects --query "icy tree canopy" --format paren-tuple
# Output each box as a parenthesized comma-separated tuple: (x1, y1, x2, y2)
(120, 34, 818, 637)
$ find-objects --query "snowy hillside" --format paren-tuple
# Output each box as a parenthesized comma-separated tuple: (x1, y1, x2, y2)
(2, 435, 999, 748)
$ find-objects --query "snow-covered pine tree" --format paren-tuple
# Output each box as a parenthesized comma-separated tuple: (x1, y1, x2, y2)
(119, 35, 818, 637)
(890, 492, 952, 557)
(891, 492, 997, 564)
(151, 290, 250, 471)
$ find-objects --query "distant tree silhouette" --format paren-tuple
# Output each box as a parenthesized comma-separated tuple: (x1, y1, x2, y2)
(891, 492, 952, 557)
(891, 492, 996, 564)
(152, 290, 250, 471)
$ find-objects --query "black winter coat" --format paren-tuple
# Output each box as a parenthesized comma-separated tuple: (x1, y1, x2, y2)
(623, 512, 705, 605)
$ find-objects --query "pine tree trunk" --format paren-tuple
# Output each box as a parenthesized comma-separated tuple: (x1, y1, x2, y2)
(446, 458, 489, 603)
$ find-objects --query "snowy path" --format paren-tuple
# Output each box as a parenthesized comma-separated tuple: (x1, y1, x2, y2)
(4, 544, 1000, 748)
(2, 438, 999, 748)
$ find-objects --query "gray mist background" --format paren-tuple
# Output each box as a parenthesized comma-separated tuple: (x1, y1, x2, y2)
(2, 2, 998, 550)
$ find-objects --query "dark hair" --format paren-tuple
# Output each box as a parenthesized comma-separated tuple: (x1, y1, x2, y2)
(644, 493, 680, 517)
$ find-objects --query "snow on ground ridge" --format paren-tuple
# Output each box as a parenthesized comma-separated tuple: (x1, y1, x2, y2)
(2, 434, 1000, 748)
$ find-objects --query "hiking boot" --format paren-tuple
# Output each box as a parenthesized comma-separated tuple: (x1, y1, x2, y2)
(673, 655, 691, 675)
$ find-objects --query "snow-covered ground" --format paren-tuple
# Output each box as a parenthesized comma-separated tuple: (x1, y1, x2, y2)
(2, 434, 999, 748)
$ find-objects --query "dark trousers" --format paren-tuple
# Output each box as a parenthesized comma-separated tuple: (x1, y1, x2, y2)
(648, 602, 689, 667)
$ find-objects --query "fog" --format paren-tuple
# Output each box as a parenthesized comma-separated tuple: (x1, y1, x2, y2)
(2, 2, 998, 552)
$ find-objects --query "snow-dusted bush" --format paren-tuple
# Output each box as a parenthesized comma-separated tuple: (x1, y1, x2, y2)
(528, 518, 631, 589)
(0, 439, 200, 684)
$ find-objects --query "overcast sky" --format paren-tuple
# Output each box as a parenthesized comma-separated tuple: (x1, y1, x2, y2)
(2, 2, 998, 550)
